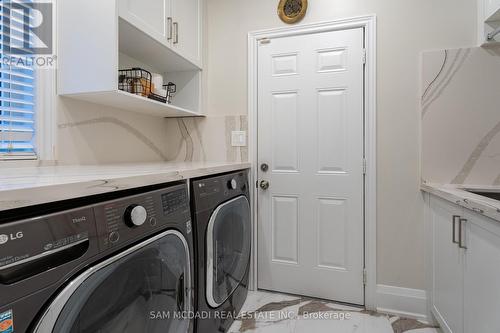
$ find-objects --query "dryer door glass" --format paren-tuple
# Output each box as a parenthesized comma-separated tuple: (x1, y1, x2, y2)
(207, 196, 251, 307)
(35, 231, 192, 333)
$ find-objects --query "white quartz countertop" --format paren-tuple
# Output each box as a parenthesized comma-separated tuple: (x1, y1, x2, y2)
(421, 183, 500, 222)
(0, 162, 251, 211)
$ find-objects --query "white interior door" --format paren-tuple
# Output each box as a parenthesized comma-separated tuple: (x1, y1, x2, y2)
(257, 28, 365, 305)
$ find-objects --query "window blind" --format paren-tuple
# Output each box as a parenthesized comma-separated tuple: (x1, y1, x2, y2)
(0, 1, 37, 159)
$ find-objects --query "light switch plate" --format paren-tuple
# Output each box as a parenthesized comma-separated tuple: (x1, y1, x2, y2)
(231, 131, 247, 147)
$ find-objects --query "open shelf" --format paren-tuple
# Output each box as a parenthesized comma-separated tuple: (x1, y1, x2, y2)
(65, 90, 204, 118)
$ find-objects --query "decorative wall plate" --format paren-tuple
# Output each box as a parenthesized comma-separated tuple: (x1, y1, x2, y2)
(278, 0, 308, 24)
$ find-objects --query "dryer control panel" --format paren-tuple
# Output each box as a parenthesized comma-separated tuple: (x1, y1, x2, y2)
(93, 183, 190, 251)
(191, 170, 249, 212)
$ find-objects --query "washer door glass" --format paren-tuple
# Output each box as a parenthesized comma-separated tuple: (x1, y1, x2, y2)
(35, 231, 192, 333)
(207, 196, 251, 307)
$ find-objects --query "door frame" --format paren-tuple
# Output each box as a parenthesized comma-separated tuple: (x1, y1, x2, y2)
(247, 15, 377, 309)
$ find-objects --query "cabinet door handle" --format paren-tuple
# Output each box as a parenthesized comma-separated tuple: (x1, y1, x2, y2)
(452, 215, 460, 244)
(458, 218, 468, 249)
(167, 17, 173, 40)
(173, 22, 179, 44)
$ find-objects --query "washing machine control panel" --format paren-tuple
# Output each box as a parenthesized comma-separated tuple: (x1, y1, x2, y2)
(0, 207, 98, 285)
(94, 184, 189, 251)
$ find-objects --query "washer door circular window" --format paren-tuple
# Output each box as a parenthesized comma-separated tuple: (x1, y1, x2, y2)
(33, 230, 192, 333)
(206, 196, 251, 308)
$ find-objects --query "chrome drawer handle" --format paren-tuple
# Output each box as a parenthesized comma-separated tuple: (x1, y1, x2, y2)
(459, 218, 468, 249)
(173, 22, 179, 44)
(452, 215, 460, 244)
(167, 17, 173, 40)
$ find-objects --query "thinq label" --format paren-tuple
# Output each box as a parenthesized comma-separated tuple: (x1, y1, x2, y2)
(0, 310, 14, 333)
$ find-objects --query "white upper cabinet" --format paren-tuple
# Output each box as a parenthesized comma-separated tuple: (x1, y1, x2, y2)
(478, 0, 500, 45)
(171, 0, 201, 64)
(119, 0, 171, 44)
(118, 0, 201, 66)
(58, 0, 203, 117)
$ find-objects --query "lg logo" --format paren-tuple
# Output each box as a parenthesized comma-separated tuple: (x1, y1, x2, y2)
(0, 234, 8, 245)
(0, 232, 23, 245)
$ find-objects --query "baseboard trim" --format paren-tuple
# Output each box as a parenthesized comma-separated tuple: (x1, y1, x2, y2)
(375, 284, 428, 322)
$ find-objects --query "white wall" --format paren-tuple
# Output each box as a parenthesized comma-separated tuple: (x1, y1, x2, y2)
(205, 0, 477, 289)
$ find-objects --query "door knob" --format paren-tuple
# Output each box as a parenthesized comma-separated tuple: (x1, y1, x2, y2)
(259, 180, 270, 190)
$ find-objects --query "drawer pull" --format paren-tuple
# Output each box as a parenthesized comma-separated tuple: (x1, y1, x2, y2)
(167, 17, 173, 40)
(452, 215, 460, 244)
(459, 218, 468, 249)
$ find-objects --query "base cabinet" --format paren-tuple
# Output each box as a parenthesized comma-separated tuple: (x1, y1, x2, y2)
(428, 194, 500, 333)
(430, 197, 463, 333)
(463, 211, 500, 333)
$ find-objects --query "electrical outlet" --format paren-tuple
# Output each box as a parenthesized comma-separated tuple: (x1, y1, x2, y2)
(231, 131, 247, 147)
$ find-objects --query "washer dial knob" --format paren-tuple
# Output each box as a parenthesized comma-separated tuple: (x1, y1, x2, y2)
(124, 205, 147, 227)
(228, 179, 238, 190)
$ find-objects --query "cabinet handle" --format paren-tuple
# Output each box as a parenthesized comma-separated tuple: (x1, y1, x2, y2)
(452, 215, 460, 244)
(173, 22, 179, 44)
(167, 17, 173, 40)
(458, 218, 468, 249)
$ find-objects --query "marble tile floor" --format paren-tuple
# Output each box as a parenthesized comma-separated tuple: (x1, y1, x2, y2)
(229, 291, 441, 333)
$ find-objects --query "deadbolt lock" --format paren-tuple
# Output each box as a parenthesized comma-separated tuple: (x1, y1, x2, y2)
(260, 163, 269, 172)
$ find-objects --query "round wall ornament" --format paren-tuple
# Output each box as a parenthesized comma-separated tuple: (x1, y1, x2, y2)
(278, 0, 308, 24)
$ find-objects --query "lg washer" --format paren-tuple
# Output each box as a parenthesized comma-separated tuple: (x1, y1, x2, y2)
(0, 182, 194, 333)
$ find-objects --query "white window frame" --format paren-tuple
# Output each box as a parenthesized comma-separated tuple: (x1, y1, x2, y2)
(33, 67, 56, 162)
(0, 0, 57, 164)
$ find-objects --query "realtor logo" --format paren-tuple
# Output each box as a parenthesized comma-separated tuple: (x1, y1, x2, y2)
(2, 1, 53, 55)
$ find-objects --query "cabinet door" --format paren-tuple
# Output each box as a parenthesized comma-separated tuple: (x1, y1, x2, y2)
(119, 0, 171, 44)
(430, 197, 464, 333)
(171, 0, 201, 64)
(463, 212, 500, 333)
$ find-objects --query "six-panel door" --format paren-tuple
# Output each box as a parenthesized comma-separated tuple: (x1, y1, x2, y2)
(257, 28, 365, 305)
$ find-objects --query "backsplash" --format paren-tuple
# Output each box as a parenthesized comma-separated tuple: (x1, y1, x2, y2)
(163, 115, 248, 163)
(57, 98, 247, 165)
(421, 47, 500, 185)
